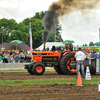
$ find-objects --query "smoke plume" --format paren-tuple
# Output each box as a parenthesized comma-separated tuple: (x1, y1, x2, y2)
(42, 0, 100, 43)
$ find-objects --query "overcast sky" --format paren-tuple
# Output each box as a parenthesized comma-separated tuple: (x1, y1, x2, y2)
(0, 0, 100, 46)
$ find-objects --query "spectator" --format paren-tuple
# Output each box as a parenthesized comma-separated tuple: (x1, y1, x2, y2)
(5, 49, 8, 53)
(90, 49, 93, 54)
(96, 51, 99, 54)
(15, 49, 19, 54)
(28, 54, 32, 62)
(6, 52, 9, 59)
(90, 52, 96, 59)
(10, 50, 13, 55)
(24, 54, 29, 63)
(93, 48, 96, 53)
(12, 49, 15, 54)
(2, 56, 8, 63)
(37, 49, 40, 52)
(9, 54, 14, 63)
(13, 52, 16, 58)
(1, 46, 5, 54)
(85, 48, 88, 53)
(8, 50, 11, 54)
(14, 54, 20, 63)
(18, 54, 21, 60)
(24, 50, 27, 55)
(27, 49, 31, 54)
(7, 55, 11, 63)
(19, 49, 23, 53)
(3, 53, 6, 58)
(46, 47, 50, 51)
(73, 48, 76, 52)
(20, 51, 23, 56)
(0, 53, 2, 63)
(20, 54, 25, 63)
(86, 51, 91, 59)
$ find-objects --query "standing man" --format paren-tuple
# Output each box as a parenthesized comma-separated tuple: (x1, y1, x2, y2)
(1, 46, 5, 54)
(75, 48, 86, 79)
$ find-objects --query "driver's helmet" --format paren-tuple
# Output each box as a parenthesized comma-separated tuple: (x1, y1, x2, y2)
(65, 43, 69, 49)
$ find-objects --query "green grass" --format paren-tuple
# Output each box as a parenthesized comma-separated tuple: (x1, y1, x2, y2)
(0, 69, 55, 72)
(0, 70, 27, 72)
(0, 78, 100, 87)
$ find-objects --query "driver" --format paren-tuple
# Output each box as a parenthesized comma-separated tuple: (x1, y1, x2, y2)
(65, 44, 70, 52)
(63, 44, 70, 54)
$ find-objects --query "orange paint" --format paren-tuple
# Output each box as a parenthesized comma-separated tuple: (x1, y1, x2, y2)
(36, 66, 43, 73)
(67, 57, 77, 72)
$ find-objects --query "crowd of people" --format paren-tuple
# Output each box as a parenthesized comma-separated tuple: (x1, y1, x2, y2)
(0, 46, 33, 63)
(0, 45, 99, 63)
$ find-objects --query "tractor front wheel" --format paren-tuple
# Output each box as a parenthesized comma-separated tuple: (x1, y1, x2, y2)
(32, 63, 45, 75)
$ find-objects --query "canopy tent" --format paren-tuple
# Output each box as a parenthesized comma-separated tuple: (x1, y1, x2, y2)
(94, 41, 100, 45)
(73, 46, 100, 50)
(10, 40, 23, 49)
(63, 40, 74, 44)
(36, 42, 64, 50)
(0, 43, 29, 50)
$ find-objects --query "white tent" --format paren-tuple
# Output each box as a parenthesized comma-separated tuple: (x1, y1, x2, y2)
(36, 42, 64, 50)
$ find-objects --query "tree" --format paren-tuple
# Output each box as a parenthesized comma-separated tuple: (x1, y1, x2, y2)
(20, 18, 43, 49)
(0, 11, 63, 49)
(82, 43, 88, 46)
(0, 18, 18, 43)
(9, 30, 29, 45)
(89, 42, 94, 46)
(33, 11, 46, 19)
(85, 43, 88, 46)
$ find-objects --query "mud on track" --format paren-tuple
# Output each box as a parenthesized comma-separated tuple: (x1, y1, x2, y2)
(0, 71, 100, 100)
(0, 71, 100, 80)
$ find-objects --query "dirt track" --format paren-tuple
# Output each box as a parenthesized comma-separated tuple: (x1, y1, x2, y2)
(0, 71, 100, 80)
(0, 71, 100, 100)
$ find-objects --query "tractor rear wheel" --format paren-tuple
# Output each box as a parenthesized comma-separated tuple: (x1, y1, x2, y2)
(33, 62, 45, 75)
(54, 64, 64, 74)
(60, 53, 77, 75)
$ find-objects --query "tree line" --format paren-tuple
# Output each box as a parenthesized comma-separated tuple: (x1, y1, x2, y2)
(0, 11, 63, 49)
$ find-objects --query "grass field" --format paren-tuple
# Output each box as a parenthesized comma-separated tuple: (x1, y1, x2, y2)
(0, 78, 100, 87)
(0, 70, 99, 87)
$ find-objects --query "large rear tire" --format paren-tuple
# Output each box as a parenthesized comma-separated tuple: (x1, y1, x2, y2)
(60, 53, 77, 75)
(32, 62, 45, 75)
(54, 64, 64, 74)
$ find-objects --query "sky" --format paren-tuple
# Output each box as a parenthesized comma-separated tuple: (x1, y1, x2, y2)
(0, 0, 100, 46)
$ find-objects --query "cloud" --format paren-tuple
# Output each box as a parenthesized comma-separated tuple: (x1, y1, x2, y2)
(59, 4, 100, 46)
(0, 0, 100, 46)
(0, 0, 57, 22)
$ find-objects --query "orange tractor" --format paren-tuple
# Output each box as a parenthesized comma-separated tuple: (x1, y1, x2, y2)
(24, 44, 77, 75)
